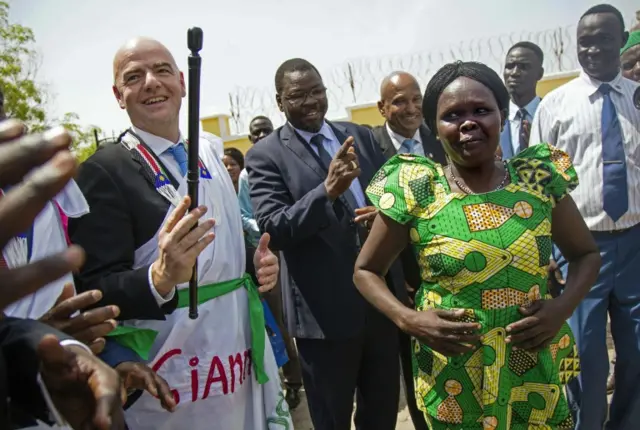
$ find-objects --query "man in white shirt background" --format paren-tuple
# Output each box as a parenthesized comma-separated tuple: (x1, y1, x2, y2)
(499, 41, 544, 159)
(529, 4, 640, 429)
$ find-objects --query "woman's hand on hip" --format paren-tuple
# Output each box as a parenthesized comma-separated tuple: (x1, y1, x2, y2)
(403, 308, 482, 357)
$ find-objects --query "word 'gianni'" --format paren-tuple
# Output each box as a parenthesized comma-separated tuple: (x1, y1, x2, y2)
(152, 348, 253, 405)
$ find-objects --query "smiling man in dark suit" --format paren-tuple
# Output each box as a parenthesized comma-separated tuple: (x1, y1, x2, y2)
(246, 58, 401, 430)
(372, 71, 446, 164)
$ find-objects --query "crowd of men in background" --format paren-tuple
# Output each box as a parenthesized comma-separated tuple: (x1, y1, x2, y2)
(0, 2, 639, 430)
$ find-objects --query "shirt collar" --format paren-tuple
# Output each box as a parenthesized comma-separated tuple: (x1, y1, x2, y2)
(577, 70, 625, 97)
(291, 121, 334, 144)
(385, 122, 422, 151)
(508, 96, 540, 121)
(131, 125, 184, 156)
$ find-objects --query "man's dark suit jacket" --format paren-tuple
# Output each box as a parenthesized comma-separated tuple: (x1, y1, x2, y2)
(371, 123, 447, 292)
(0, 318, 72, 427)
(69, 142, 179, 321)
(371, 123, 447, 165)
(246, 121, 403, 339)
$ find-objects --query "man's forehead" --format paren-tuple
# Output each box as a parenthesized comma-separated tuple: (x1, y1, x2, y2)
(385, 74, 419, 97)
(284, 69, 321, 87)
(251, 119, 272, 128)
(579, 13, 620, 33)
(506, 48, 534, 61)
(113, 39, 177, 76)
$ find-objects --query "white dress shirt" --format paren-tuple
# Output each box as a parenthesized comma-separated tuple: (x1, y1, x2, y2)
(529, 71, 640, 231)
(385, 122, 425, 156)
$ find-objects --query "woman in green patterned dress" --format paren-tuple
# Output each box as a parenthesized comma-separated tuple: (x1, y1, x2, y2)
(353, 61, 601, 429)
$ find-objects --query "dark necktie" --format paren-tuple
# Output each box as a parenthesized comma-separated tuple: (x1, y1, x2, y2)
(310, 134, 366, 249)
(310, 134, 333, 168)
(166, 142, 188, 177)
(599, 83, 628, 222)
(517, 108, 529, 153)
(310, 134, 360, 212)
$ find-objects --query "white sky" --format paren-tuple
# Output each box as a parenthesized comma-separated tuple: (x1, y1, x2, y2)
(10, 0, 638, 137)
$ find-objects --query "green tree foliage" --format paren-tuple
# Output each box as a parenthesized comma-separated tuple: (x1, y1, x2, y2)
(0, 1, 100, 160)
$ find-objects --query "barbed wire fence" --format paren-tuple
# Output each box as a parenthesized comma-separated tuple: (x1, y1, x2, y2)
(226, 9, 639, 136)
(226, 24, 577, 135)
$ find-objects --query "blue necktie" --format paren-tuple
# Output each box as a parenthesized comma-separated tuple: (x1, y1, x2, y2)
(166, 142, 188, 177)
(600, 83, 628, 222)
(399, 139, 416, 154)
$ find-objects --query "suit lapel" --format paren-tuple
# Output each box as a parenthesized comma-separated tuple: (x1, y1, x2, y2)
(281, 124, 326, 180)
(121, 129, 146, 173)
(377, 124, 397, 160)
(329, 122, 374, 204)
(418, 125, 447, 165)
(119, 129, 182, 206)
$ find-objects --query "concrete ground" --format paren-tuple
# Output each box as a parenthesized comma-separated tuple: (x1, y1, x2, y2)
(290, 324, 617, 429)
(290, 377, 415, 430)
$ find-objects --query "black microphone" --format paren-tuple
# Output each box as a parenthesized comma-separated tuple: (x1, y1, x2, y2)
(634, 87, 640, 110)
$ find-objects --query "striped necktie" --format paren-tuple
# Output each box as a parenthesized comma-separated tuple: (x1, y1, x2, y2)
(516, 108, 529, 153)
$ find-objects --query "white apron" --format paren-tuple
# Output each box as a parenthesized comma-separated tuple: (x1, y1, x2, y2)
(121, 135, 293, 430)
(4, 180, 90, 320)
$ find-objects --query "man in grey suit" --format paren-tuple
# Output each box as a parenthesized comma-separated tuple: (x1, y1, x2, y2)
(247, 58, 402, 430)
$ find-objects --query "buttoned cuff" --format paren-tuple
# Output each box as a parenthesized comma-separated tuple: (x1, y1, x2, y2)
(60, 339, 92, 354)
(148, 264, 176, 305)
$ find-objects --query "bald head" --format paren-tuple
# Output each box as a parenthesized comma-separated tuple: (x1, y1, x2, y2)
(111, 36, 185, 143)
(377, 71, 424, 138)
(113, 37, 177, 83)
(379, 71, 420, 102)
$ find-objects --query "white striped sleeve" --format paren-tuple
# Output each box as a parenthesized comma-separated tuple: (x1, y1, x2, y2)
(529, 100, 555, 147)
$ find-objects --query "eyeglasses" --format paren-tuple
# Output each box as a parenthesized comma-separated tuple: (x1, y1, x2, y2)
(283, 87, 327, 106)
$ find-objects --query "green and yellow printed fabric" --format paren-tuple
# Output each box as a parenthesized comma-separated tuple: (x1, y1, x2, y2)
(366, 144, 580, 429)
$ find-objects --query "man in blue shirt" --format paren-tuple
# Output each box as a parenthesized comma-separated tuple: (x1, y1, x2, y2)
(238, 116, 274, 246)
(499, 41, 544, 159)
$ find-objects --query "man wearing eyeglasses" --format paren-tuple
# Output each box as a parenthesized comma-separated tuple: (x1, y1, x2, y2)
(246, 58, 402, 429)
